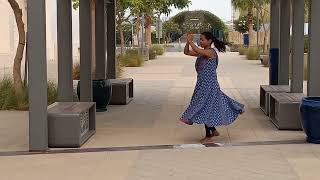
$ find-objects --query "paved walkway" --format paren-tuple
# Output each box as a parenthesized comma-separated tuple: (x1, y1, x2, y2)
(83, 52, 305, 148)
(1, 144, 320, 179)
(0, 52, 306, 151)
(1, 52, 318, 179)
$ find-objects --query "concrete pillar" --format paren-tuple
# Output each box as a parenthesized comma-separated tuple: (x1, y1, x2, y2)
(28, 0, 48, 151)
(57, 0, 73, 101)
(95, 0, 107, 79)
(279, 0, 291, 85)
(106, 0, 116, 79)
(90, 0, 96, 72)
(270, 0, 280, 49)
(308, 0, 320, 96)
(79, 0, 93, 101)
(291, 0, 304, 93)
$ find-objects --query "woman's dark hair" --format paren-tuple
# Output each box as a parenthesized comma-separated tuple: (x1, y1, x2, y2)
(201, 31, 226, 52)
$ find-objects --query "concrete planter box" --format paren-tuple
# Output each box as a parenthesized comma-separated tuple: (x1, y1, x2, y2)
(269, 93, 304, 130)
(109, 78, 134, 105)
(261, 53, 308, 73)
(260, 54, 269, 67)
(140, 47, 149, 61)
(48, 102, 96, 148)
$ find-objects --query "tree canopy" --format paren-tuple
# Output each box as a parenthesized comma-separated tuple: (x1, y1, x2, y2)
(129, 0, 190, 16)
(162, 20, 182, 42)
(170, 10, 226, 34)
(233, 15, 261, 34)
(231, 0, 270, 12)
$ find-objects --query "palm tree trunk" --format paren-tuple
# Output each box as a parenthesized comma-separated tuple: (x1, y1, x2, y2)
(262, 23, 268, 54)
(144, 13, 152, 46)
(259, 5, 269, 54)
(247, 7, 254, 47)
(119, 24, 125, 54)
(8, 0, 25, 91)
(135, 18, 141, 47)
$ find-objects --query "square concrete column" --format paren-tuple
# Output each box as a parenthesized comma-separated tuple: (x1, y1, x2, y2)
(290, 0, 304, 93)
(95, 0, 107, 79)
(270, 0, 280, 49)
(79, 0, 93, 101)
(279, 0, 291, 85)
(308, 0, 320, 96)
(57, 0, 73, 101)
(106, 0, 116, 79)
(28, 0, 48, 151)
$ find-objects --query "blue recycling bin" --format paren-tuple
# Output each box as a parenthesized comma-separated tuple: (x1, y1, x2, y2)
(269, 48, 279, 85)
(300, 97, 320, 144)
(243, 33, 249, 47)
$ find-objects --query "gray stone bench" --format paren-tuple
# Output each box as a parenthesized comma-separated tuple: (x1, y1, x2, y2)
(269, 93, 305, 130)
(109, 78, 134, 105)
(260, 85, 290, 115)
(47, 102, 96, 148)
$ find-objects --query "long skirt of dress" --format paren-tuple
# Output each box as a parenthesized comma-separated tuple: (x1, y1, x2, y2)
(181, 59, 245, 127)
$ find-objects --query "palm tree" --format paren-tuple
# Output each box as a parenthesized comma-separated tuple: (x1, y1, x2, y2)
(232, 0, 256, 47)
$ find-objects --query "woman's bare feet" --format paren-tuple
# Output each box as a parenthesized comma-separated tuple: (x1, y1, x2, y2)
(200, 130, 220, 144)
(200, 137, 214, 144)
(211, 130, 220, 137)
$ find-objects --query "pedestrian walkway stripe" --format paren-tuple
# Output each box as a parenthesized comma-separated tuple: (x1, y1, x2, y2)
(0, 140, 306, 157)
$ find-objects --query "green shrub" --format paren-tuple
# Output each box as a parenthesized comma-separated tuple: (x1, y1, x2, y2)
(151, 44, 165, 55)
(246, 47, 261, 60)
(116, 55, 124, 78)
(238, 46, 248, 55)
(72, 63, 96, 80)
(120, 49, 144, 67)
(0, 77, 19, 110)
(47, 81, 58, 105)
(73, 58, 124, 80)
(230, 44, 240, 52)
(149, 49, 157, 60)
(0, 77, 58, 110)
(73, 63, 80, 80)
(260, 54, 269, 67)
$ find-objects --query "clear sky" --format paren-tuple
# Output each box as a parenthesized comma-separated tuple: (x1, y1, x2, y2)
(167, 0, 232, 22)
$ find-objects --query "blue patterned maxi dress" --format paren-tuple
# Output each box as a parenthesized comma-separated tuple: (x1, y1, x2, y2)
(181, 49, 245, 127)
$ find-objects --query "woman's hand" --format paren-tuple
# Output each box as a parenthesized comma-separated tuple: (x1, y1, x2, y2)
(187, 33, 193, 43)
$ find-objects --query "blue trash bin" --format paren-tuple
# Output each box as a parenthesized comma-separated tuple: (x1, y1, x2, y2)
(243, 34, 249, 47)
(300, 97, 320, 144)
(269, 48, 279, 85)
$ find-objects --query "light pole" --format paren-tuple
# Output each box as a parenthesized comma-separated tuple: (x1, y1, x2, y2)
(141, 13, 145, 48)
(129, 17, 134, 48)
(131, 23, 134, 48)
(256, 2, 260, 48)
(157, 14, 161, 44)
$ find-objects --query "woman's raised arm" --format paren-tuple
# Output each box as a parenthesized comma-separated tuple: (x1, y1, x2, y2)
(184, 42, 198, 57)
(187, 34, 215, 59)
